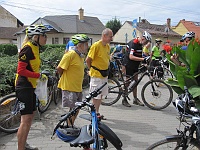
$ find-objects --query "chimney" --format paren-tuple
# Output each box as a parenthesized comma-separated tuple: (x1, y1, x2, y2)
(79, 8, 84, 21)
(167, 18, 171, 28)
(139, 17, 141, 23)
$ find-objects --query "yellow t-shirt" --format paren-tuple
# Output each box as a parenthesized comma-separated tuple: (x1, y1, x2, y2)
(143, 46, 149, 54)
(87, 40, 110, 78)
(57, 50, 84, 92)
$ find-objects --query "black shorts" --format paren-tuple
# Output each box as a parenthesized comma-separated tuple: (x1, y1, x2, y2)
(16, 88, 36, 115)
(125, 65, 138, 76)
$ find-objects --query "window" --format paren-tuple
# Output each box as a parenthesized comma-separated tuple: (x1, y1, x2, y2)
(63, 37, 70, 44)
(52, 37, 59, 44)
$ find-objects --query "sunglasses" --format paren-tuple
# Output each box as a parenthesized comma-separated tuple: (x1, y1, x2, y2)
(41, 33, 47, 38)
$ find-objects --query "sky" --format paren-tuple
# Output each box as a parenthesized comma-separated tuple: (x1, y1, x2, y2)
(0, 0, 199, 26)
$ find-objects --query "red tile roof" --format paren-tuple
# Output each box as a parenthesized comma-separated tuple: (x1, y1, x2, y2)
(180, 20, 200, 38)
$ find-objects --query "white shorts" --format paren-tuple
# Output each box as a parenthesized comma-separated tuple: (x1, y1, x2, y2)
(89, 77, 108, 99)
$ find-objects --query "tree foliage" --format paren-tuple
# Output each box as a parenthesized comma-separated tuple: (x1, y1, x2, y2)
(105, 17, 122, 35)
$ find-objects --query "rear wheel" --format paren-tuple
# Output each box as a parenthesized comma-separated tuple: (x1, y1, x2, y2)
(0, 94, 20, 133)
(147, 136, 200, 149)
(141, 79, 173, 110)
(101, 78, 122, 106)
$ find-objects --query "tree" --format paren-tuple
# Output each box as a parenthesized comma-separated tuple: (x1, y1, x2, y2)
(105, 17, 122, 35)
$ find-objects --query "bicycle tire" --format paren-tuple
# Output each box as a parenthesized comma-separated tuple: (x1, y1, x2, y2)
(141, 79, 173, 110)
(0, 94, 20, 133)
(147, 135, 200, 149)
(101, 78, 122, 106)
(98, 122, 123, 150)
(38, 86, 53, 113)
(163, 67, 174, 80)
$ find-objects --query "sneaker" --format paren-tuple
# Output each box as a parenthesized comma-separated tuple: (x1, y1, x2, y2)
(122, 98, 131, 107)
(25, 142, 38, 150)
(133, 98, 144, 106)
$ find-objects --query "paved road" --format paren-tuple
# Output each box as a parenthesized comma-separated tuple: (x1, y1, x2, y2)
(0, 77, 179, 150)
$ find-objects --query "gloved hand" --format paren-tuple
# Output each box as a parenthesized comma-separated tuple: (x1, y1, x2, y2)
(40, 73, 48, 81)
(143, 56, 151, 64)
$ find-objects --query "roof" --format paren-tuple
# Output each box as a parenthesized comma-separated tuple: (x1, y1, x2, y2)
(127, 21, 181, 38)
(40, 15, 105, 35)
(0, 27, 24, 39)
(179, 20, 200, 38)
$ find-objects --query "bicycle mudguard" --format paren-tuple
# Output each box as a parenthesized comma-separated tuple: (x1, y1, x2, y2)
(165, 135, 182, 140)
(98, 122, 123, 150)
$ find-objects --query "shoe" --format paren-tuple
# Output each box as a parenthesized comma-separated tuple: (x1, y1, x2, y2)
(97, 113, 107, 120)
(133, 98, 144, 106)
(122, 98, 131, 107)
(25, 142, 38, 150)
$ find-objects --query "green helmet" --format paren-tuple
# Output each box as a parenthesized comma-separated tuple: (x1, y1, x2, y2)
(71, 34, 90, 45)
(25, 24, 50, 36)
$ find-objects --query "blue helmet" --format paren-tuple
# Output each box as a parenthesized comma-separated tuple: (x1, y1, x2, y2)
(56, 127, 80, 142)
(115, 44, 122, 52)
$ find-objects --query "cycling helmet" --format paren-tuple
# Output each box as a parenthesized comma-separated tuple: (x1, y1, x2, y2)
(155, 38, 162, 43)
(180, 31, 195, 42)
(56, 127, 80, 142)
(26, 24, 50, 36)
(142, 31, 152, 42)
(115, 44, 122, 52)
(71, 34, 90, 45)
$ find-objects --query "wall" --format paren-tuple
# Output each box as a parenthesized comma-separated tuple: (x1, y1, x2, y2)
(0, 6, 17, 27)
(172, 22, 188, 36)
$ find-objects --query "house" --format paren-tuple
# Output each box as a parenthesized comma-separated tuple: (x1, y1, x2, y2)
(113, 18, 181, 46)
(16, 8, 106, 49)
(0, 5, 24, 44)
(172, 19, 200, 38)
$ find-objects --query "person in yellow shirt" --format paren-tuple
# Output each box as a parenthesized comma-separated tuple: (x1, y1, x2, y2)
(142, 41, 151, 57)
(86, 28, 113, 119)
(57, 34, 90, 125)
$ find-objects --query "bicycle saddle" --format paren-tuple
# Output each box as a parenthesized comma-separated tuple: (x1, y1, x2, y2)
(70, 125, 94, 147)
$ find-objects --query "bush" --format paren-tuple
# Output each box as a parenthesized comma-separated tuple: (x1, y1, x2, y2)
(0, 44, 18, 56)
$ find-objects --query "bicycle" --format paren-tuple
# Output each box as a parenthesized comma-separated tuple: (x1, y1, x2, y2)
(41, 59, 62, 105)
(82, 62, 90, 89)
(151, 58, 174, 80)
(0, 72, 55, 134)
(147, 86, 200, 149)
(51, 82, 123, 150)
(102, 56, 173, 110)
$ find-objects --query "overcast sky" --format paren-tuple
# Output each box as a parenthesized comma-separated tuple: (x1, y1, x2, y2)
(0, 0, 199, 26)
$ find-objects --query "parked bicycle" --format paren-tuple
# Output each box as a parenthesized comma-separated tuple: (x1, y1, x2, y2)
(102, 56, 173, 110)
(52, 82, 123, 150)
(151, 58, 174, 80)
(0, 72, 55, 134)
(147, 86, 200, 149)
(82, 62, 90, 89)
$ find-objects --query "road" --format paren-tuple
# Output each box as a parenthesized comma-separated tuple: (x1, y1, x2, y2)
(0, 77, 179, 150)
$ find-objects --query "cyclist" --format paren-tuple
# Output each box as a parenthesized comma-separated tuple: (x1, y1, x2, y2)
(171, 31, 195, 66)
(15, 24, 49, 150)
(57, 34, 90, 126)
(86, 28, 113, 118)
(142, 41, 151, 57)
(121, 31, 151, 107)
(65, 40, 75, 52)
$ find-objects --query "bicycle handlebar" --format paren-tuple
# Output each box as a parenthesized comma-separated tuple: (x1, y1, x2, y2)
(52, 82, 107, 137)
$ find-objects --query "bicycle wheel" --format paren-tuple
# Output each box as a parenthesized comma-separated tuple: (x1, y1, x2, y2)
(98, 122, 123, 150)
(101, 78, 122, 106)
(38, 86, 53, 113)
(53, 79, 62, 105)
(0, 94, 20, 133)
(141, 79, 173, 110)
(147, 136, 200, 149)
(163, 67, 174, 80)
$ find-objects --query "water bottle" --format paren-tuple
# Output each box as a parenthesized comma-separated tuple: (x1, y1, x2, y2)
(128, 80, 136, 90)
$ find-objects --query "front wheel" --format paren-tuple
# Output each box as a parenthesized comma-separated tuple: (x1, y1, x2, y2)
(0, 94, 20, 133)
(101, 78, 122, 106)
(141, 79, 173, 110)
(147, 136, 200, 149)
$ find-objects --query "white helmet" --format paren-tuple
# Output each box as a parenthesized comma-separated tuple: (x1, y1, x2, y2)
(143, 31, 152, 42)
(180, 31, 195, 42)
